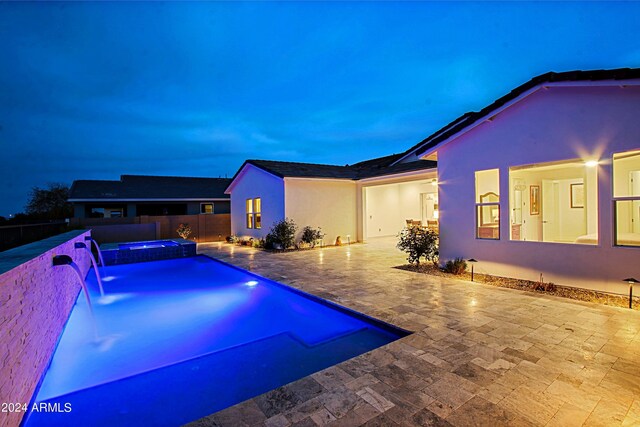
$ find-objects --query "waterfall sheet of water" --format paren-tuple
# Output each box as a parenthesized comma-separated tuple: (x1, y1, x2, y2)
(82, 247, 105, 297)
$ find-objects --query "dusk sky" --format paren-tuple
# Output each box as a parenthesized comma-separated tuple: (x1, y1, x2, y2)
(1, 2, 639, 217)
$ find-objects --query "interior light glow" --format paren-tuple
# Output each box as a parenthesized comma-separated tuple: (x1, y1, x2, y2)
(433, 210, 439, 219)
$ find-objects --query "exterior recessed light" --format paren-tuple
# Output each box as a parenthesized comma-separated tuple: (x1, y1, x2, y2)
(585, 160, 599, 167)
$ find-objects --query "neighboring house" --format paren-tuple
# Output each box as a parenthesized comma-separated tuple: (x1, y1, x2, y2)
(225, 155, 437, 243)
(227, 67, 640, 294)
(397, 67, 640, 293)
(69, 175, 231, 218)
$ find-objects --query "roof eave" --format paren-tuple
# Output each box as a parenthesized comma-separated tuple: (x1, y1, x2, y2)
(224, 161, 284, 194)
(395, 70, 640, 163)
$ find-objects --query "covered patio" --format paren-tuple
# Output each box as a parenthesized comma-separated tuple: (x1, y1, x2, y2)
(194, 239, 640, 426)
(360, 172, 438, 240)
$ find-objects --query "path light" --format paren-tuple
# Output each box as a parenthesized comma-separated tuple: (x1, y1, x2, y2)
(468, 259, 478, 282)
(346, 235, 351, 245)
(623, 278, 639, 309)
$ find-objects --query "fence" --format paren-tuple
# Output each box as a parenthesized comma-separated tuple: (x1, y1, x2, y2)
(69, 214, 230, 244)
(0, 222, 68, 252)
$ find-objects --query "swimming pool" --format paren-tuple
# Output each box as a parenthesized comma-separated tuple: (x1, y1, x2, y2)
(25, 255, 408, 426)
(101, 239, 196, 265)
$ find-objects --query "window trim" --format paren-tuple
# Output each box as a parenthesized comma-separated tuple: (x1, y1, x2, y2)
(475, 169, 501, 240)
(476, 203, 501, 240)
(246, 198, 262, 229)
(254, 197, 262, 229)
(508, 158, 599, 246)
(246, 198, 254, 229)
(612, 149, 640, 248)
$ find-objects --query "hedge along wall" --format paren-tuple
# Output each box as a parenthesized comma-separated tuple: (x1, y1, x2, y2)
(0, 230, 91, 427)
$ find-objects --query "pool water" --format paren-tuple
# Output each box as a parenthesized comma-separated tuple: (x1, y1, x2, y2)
(118, 240, 179, 250)
(25, 256, 408, 426)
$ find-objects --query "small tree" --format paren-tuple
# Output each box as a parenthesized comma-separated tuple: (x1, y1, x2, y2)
(397, 226, 439, 266)
(177, 223, 192, 239)
(300, 226, 325, 248)
(265, 218, 297, 250)
(25, 183, 72, 219)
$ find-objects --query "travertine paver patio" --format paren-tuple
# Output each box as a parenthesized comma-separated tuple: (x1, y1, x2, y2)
(191, 238, 640, 427)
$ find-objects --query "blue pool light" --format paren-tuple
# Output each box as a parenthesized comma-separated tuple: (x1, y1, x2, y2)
(245, 280, 259, 287)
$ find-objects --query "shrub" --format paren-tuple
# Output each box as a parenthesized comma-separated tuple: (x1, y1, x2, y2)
(252, 238, 266, 248)
(226, 235, 238, 243)
(300, 226, 325, 248)
(177, 223, 192, 239)
(265, 218, 297, 250)
(443, 257, 467, 275)
(396, 226, 439, 265)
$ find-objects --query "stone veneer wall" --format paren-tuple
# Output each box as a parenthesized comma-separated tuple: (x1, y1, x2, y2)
(0, 230, 91, 427)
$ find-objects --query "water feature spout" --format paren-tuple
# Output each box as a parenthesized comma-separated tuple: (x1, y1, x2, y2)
(85, 236, 105, 267)
(75, 242, 105, 297)
(52, 255, 97, 338)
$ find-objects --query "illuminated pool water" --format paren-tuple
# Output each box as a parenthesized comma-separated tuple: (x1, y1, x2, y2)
(118, 240, 179, 250)
(25, 255, 408, 426)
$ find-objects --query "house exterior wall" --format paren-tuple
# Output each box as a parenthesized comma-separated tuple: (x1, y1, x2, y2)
(73, 203, 85, 218)
(230, 165, 285, 238)
(437, 84, 640, 294)
(212, 201, 231, 214)
(72, 201, 229, 218)
(284, 178, 357, 245)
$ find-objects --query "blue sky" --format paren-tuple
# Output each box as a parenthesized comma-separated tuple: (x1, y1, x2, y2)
(1, 1, 639, 216)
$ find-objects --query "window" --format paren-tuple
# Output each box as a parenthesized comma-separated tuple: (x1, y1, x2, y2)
(246, 198, 262, 229)
(90, 208, 105, 218)
(509, 158, 598, 244)
(475, 169, 500, 239)
(200, 203, 214, 214)
(613, 149, 640, 247)
(254, 198, 262, 229)
(107, 209, 123, 218)
(246, 199, 254, 228)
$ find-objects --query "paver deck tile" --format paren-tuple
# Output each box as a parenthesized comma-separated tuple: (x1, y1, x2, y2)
(189, 239, 640, 426)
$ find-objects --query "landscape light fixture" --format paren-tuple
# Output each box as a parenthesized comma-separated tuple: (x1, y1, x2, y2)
(623, 278, 639, 309)
(468, 259, 478, 282)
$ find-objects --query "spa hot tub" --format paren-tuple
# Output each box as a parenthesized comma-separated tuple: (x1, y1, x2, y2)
(100, 239, 196, 265)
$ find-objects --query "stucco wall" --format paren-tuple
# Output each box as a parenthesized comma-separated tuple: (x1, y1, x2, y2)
(285, 178, 357, 245)
(437, 84, 640, 294)
(0, 230, 91, 427)
(229, 165, 285, 239)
